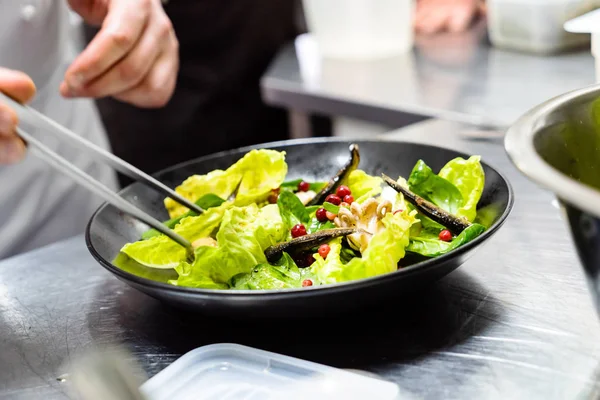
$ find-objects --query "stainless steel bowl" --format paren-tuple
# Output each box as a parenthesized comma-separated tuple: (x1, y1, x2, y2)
(506, 83, 600, 315)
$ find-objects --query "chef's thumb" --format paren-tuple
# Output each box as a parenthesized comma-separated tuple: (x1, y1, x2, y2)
(0, 68, 36, 104)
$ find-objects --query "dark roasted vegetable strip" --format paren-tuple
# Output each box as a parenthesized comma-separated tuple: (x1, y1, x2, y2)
(264, 228, 358, 262)
(382, 174, 470, 234)
(306, 144, 360, 206)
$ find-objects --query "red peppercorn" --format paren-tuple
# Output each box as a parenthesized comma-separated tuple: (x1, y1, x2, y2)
(305, 254, 316, 266)
(267, 188, 280, 204)
(343, 195, 354, 204)
(326, 211, 337, 221)
(439, 229, 452, 242)
(291, 224, 307, 238)
(325, 194, 341, 205)
(316, 208, 328, 222)
(318, 244, 331, 259)
(298, 181, 310, 192)
(336, 185, 351, 198)
(302, 279, 313, 287)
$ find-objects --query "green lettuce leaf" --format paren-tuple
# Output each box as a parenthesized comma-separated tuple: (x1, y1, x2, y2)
(165, 169, 242, 218)
(277, 190, 308, 229)
(306, 217, 335, 234)
(310, 238, 345, 285)
(120, 202, 232, 269)
(473, 203, 502, 229)
(309, 211, 416, 283)
(407, 224, 486, 258)
(277, 190, 335, 234)
(347, 170, 383, 203)
(235, 150, 288, 206)
(280, 179, 327, 192)
(322, 202, 340, 214)
(438, 156, 485, 222)
(165, 149, 287, 218)
(142, 193, 226, 240)
(173, 204, 287, 287)
(113, 253, 178, 283)
(229, 253, 303, 290)
(408, 160, 464, 214)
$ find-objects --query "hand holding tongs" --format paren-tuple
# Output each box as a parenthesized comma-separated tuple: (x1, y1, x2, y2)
(0, 92, 198, 261)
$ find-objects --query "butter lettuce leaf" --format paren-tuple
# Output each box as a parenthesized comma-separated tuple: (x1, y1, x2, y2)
(165, 170, 241, 218)
(120, 202, 232, 269)
(173, 204, 287, 287)
(438, 156, 485, 222)
(408, 160, 463, 214)
(310, 211, 416, 284)
(347, 170, 383, 203)
(165, 149, 287, 218)
(310, 238, 345, 285)
(142, 193, 226, 240)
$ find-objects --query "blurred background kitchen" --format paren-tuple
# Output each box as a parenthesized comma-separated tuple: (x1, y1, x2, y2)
(64, 0, 600, 184)
(5, 0, 600, 259)
(73, 0, 600, 185)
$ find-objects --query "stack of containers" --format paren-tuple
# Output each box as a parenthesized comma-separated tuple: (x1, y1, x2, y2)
(487, 0, 599, 54)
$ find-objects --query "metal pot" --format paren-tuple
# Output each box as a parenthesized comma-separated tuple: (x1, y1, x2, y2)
(506, 83, 600, 316)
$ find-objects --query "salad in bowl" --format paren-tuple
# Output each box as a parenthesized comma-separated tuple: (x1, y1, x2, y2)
(116, 144, 487, 290)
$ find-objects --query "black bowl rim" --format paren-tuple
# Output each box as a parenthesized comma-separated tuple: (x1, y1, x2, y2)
(85, 137, 514, 299)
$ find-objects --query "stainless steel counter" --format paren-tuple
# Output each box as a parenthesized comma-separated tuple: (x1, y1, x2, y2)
(261, 22, 597, 129)
(2, 121, 600, 399)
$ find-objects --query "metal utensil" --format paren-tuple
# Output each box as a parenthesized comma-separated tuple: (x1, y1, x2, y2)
(0, 92, 196, 260)
(67, 346, 147, 400)
(505, 82, 600, 320)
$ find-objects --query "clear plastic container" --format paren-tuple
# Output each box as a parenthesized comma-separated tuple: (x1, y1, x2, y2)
(301, 0, 415, 60)
(564, 8, 600, 81)
(140, 343, 401, 400)
(487, 0, 597, 54)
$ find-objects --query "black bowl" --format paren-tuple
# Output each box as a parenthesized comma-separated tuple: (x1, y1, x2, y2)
(86, 138, 513, 317)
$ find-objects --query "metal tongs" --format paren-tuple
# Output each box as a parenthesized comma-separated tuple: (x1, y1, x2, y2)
(0, 92, 197, 261)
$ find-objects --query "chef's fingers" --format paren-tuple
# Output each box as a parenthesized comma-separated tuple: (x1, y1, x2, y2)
(66, 0, 109, 26)
(416, 4, 452, 34)
(68, 5, 171, 98)
(0, 68, 36, 104)
(0, 68, 34, 163)
(112, 37, 179, 108)
(62, 0, 151, 95)
(0, 136, 26, 164)
(414, 3, 435, 30)
(448, 3, 477, 33)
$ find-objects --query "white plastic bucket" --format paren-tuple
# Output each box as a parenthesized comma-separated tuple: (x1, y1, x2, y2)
(302, 0, 415, 60)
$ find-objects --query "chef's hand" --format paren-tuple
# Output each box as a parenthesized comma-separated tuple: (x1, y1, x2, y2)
(63, 0, 179, 108)
(414, 0, 486, 34)
(0, 68, 35, 164)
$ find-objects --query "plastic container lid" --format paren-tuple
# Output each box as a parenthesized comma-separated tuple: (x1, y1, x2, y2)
(140, 344, 401, 400)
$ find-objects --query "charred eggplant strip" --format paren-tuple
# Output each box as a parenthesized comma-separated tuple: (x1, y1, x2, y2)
(264, 228, 359, 262)
(381, 174, 470, 234)
(306, 144, 361, 206)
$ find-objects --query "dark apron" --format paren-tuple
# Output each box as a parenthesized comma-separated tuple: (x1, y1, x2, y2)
(85, 0, 300, 186)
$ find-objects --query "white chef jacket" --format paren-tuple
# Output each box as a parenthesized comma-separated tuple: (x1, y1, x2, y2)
(0, 1, 117, 258)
